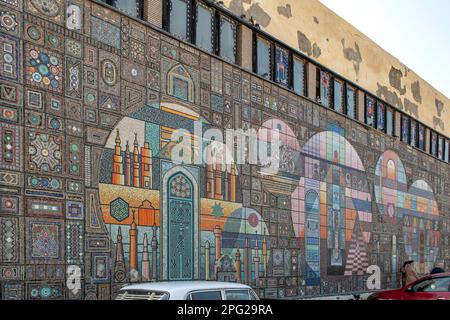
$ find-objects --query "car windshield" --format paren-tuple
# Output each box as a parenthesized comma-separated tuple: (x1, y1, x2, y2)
(413, 277, 450, 292)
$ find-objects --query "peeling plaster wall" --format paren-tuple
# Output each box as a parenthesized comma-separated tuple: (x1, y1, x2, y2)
(224, 0, 450, 137)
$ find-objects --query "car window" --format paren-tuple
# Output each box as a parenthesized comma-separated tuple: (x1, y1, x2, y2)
(413, 277, 450, 292)
(190, 290, 223, 300)
(225, 290, 252, 300)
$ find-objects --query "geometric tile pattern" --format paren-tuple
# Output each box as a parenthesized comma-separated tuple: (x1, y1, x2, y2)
(1, 0, 448, 301)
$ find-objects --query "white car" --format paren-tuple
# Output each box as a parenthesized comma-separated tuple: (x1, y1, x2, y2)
(115, 281, 259, 300)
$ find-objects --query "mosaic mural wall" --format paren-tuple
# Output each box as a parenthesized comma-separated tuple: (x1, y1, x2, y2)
(0, 0, 449, 300)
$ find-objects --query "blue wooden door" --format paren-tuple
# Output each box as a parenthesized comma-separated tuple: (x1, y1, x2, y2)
(168, 173, 194, 280)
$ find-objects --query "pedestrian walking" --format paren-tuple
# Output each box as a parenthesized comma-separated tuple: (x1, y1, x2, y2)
(430, 261, 445, 275)
(400, 261, 419, 287)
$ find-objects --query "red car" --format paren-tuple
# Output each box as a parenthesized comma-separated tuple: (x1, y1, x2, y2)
(368, 273, 450, 300)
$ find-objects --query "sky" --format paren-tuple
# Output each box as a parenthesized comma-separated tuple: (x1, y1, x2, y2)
(319, 0, 450, 98)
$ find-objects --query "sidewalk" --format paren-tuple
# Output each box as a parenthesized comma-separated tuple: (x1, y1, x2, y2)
(298, 292, 373, 300)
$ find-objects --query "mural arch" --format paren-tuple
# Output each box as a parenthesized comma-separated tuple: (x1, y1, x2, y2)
(375, 151, 441, 273)
(291, 130, 372, 285)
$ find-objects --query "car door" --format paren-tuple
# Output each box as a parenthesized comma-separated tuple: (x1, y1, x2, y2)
(407, 276, 450, 300)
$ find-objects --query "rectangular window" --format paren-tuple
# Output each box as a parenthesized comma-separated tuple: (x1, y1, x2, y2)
(101, 0, 142, 18)
(333, 79, 344, 113)
(438, 136, 444, 160)
(386, 107, 394, 136)
(346, 86, 356, 119)
(219, 16, 236, 63)
(376, 101, 385, 131)
(196, 3, 213, 53)
(293, 57, 305, 96)
(445, 139, 450, 163)
(256, 36, 271, 79)
(169, 0, 188, 41)
(274, 46, 289, 87)
(401, 115, 409, 143)
(418, 124, 425, 151)
(319, 71, 331, 107)
(365, 96, 375, 127)
(430, 131, 437, 156)
(410, 119, 417, 147)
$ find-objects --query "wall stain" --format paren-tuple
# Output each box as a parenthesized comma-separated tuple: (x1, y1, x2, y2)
(297, 31, 321, 58)
(435, 99, 444, 117)
(376, 83, 404, 110)
(411, 81, 422, 103)
(245, 3, 271, 27)
(277, 4, 292, 18)
(404, 98, 419, 119)
(297, 31, 313, 56)
(341, 39, 362, 79)
(389, 66, 406, 95)
(228, 0, 251, 15)
(433, 117, 445, 131)
(313, 43, 321, 58)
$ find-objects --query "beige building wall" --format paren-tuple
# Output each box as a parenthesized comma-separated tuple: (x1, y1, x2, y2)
(223, 0, 449, 137)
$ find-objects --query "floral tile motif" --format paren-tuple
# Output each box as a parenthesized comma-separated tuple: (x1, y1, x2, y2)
(25, 44, 63, 94)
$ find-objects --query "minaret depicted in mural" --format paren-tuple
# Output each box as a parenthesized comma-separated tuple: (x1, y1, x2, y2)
(253, 237, 260, 282)
(213, 225, 222, 276)
(244, 238, 250, 284)
(124, 141, 131, 186)
(129, 210, 138, 274)
(140, 142, 152, 189)
(206, 148, 215, 198)
(205, 146, 237, 201)
(141, 233, 150, 281)
(205, 240, 211, 280)
(133, 133, 140, 188)
(114, 227, 126, 282)
(230, 163, 237, 202)
(263, 230, 267, 277)
(112, 129, 124, 185)
(214, 160, 222, 200)
(151, 223, 158, 281)
(235, 249, 242, 283)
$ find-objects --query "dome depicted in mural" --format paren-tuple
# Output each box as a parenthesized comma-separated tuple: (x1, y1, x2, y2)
(375, 151, 441, 273)
(291, 129, 372, 285)
(221, 207, 270, 281)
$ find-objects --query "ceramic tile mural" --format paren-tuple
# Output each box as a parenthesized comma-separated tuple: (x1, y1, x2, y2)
(0, 0, 449, 300)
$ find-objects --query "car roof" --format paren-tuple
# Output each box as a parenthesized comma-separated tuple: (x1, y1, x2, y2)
(119, 281, 253, 299)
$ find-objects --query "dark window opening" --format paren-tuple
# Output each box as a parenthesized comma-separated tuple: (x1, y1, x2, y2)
(365, 95, 375, 127)
(195, 3, 214, 53)
(386, 107, 394, 136)
(293, 57, 306, 96)
(346, 85, 356, 119)
(401, 115, 409, 143)
(168, 0, 189, 41)
(256, 36, 271, 79)
(333, 79, 344, 113)
(319, 70, 331, 107)
(274, 46, 289, 87)
(101, 0, 143, 19)
(219, 16, 236, 63)
(376, 101, 385, 131)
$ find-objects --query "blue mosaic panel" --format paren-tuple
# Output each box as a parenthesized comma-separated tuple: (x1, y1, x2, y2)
(91, 17, 121, 49)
